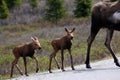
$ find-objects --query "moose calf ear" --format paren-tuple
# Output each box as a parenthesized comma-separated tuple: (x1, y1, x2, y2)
(71, 28, 75, 32)
(65, 28, 69, 32)
(31, 37, 35, 41)
(34, 36, 38, 40)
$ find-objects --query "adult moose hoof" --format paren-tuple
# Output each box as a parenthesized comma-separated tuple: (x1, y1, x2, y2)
(86, 64, 92, 69)
(115, 62, 120, 67)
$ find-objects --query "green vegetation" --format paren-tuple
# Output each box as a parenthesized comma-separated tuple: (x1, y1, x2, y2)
(45, 0, 66, 24)
(0, 0, 9, 19)
(74, 0, 92, 18)
(0, 0, 21, 19)
(29, 0, 38, 9)
(5, 0, 22, 9)
(0, 0, 93, 19)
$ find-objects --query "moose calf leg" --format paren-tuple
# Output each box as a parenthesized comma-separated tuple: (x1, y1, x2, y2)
(68, 49, 75, 70)
(23, 57, 29, 76)
(61, 50, 65, 71)
(32, 56, 39, 73)
(49, 55, 53, 73)
(49, 51, 58, 73)
(10, 59, 18, 78)
(15, 64, 23, 75)
(54, 57, 60, 69)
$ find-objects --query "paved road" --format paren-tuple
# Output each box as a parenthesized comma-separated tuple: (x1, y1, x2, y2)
(10, 58, 120, 80)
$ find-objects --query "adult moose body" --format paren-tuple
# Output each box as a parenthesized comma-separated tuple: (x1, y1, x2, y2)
(85, 0, 120, 68)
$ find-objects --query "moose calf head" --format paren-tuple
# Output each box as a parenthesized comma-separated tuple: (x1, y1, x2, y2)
(65, 28, 75, 40)
(31, 37, 42, 50)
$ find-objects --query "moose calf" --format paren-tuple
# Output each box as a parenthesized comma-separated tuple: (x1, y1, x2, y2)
(10, 37, 41, 77)
(49, 28, 75, 73)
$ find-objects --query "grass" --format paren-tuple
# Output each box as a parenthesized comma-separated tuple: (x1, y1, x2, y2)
(0, 24, 38, 38)
(0, 17, 120, 79)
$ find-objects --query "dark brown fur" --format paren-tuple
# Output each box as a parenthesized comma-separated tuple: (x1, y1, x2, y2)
(85, 0, 120, 68)
(49, 28, 75, 73)
(10, 37, 41, 78)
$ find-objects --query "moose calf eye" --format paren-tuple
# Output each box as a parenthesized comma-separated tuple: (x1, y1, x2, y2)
(35, 44, 38, 45)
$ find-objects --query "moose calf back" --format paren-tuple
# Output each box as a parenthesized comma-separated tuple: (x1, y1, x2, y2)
(13, 43, 35, 58)
(51, 35, 73, 51)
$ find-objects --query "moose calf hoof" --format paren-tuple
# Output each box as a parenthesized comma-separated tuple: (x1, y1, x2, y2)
(25, 74, 29, 76)
(36, 68, 39, 73)
(49, 70, 52, 73)
(21, 73, 23, 75)
(62, 69, 65, 72)
(58, 66, 60, 69)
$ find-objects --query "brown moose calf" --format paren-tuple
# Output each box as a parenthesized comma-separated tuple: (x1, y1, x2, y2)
(49, 28, 75, 73)
(10, 37, 41, 78)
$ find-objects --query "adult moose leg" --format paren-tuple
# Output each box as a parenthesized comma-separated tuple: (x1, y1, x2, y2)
(105, 29, 120, 67)
(85, 26, 100, 68)
(68, 49, 75, 70)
